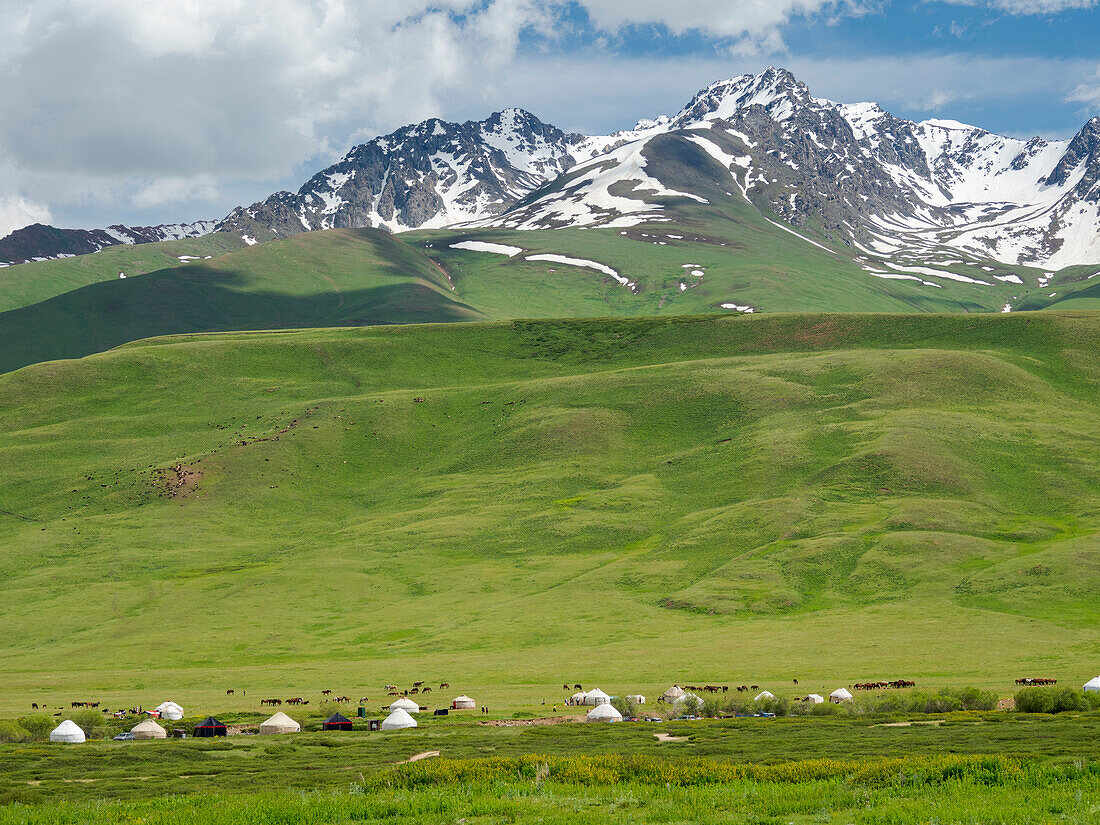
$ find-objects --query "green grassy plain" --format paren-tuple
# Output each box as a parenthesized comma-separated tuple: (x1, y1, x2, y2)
(0, 312, 1097, 714)
(3, 718, 1100, 822)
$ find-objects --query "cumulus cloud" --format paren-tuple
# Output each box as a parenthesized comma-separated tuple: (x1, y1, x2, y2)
(0, 194, 52, 240)
(0, 0, 1093, 234)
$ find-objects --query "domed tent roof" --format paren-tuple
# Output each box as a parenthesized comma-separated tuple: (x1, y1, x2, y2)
(381, 708, 418, 730)
(754, 690, 775, 702)
(259, 712, 301, 735)
(830, 688, 853, 702)
(155, 701, 184, 721)
(661, 685, 685, 701)
(50, 720, 85, 743)
(194, 716, 227, 737)
(322, 712, 353, 731)
(451, 695, 476, 709)
(626, 695, 646, 704)
(583, 688, 611, 706)
(570, 691, 586, 703)
(389, 697, 420, 713)
(586, 703, 623, 722)
(806, 694, 824, 704)
(131, 719, 167, 739)
(1085, 677, 1100, 693)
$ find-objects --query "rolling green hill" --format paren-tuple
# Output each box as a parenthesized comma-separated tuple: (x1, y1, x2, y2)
(0, 204, 1048, 375)
(0, 233, 245, 314)
(0, 229, 481, 374)
(0, 312, 1097, 711)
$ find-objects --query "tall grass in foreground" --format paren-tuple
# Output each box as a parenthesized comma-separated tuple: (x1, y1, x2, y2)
(372, 753, 1094, 790)
(4, 757, 1100, 824)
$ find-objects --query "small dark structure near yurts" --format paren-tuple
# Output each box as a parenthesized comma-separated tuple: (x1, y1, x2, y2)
(322, 712, 353, 731)
(193, 717, 227, 737)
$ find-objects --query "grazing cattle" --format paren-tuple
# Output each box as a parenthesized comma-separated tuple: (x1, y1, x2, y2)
(1015, 677, 1057, 686)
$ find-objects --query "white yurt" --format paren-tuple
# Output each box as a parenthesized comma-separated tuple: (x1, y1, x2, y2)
(259, 712, 301, 735)
(50, 720, 86, 743)
(661, 685, 686, 702)
(754, 691, 775, 702)
(451, 695, 476, 710)
(1084, 677, 1100, 693)
(131, 719, 167, 740)
(569, 691, 587, 705)
(389, 697, 420, 713)
(381, 708, 418, 730)
(806, 694, 825, 705)
(583, 688, 611, 706)
(830, 688, 853, 703)
(626, 694, 646, 704)
(155, 701, 184, 721)
(586, 703, 623, 723)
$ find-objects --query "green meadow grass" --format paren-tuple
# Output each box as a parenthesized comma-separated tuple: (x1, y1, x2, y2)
(0, 203, 1060, 374)
(0, 233, 243, 313)
(0, 312, 1097, 713)
(0, 229, 481, 373)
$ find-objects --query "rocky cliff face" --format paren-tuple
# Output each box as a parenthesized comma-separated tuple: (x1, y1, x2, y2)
(216, 108, 588, 242)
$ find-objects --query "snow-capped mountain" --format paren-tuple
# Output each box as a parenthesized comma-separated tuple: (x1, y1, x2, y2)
(479, 68, 1100, 269)
(217, 108, 589, 240)
(6, 68, 1098, 271)
(0, 220, 217, 266)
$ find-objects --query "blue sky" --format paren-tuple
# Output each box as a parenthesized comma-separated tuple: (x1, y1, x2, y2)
(1, 0, 1098, 236)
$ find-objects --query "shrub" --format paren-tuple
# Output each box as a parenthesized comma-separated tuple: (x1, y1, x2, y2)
(609, 696, 630, 718)
(0, 720, 32, 743)
(71, 709, 107, 739)
(1014, 686, 1090, 714)
(16, 715, 56, 740)
(957, 687, 998, 712)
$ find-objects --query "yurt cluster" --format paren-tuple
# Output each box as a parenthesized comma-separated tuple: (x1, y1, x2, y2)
(46, 692, 481, 743)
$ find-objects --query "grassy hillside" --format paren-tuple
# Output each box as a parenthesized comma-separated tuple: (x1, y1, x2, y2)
(0, 312, 1097, 711)
(1, 186, 1063, 375)
(0, 228, 481, 373)
(0, 233, 244, 313)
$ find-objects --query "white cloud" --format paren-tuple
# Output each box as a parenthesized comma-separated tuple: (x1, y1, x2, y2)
(0, 194, 52, 240)
(0, 0, 1094, 235)
(937, 0, 1097, 13)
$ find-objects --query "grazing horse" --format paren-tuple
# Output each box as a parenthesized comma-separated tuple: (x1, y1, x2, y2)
(439, 682, 449, 689)
(574, 684, 582, 691)
(321, 690, 332, 696)
(226, 689, 234, 695)
(422, 686, 431, 694)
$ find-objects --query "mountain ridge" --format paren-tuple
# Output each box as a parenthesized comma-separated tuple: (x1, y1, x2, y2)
(4, 67, 1098, 270)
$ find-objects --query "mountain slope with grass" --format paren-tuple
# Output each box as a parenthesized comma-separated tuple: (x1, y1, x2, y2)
(0, 228, 481, 374)
(0, 312, 1097, 707)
